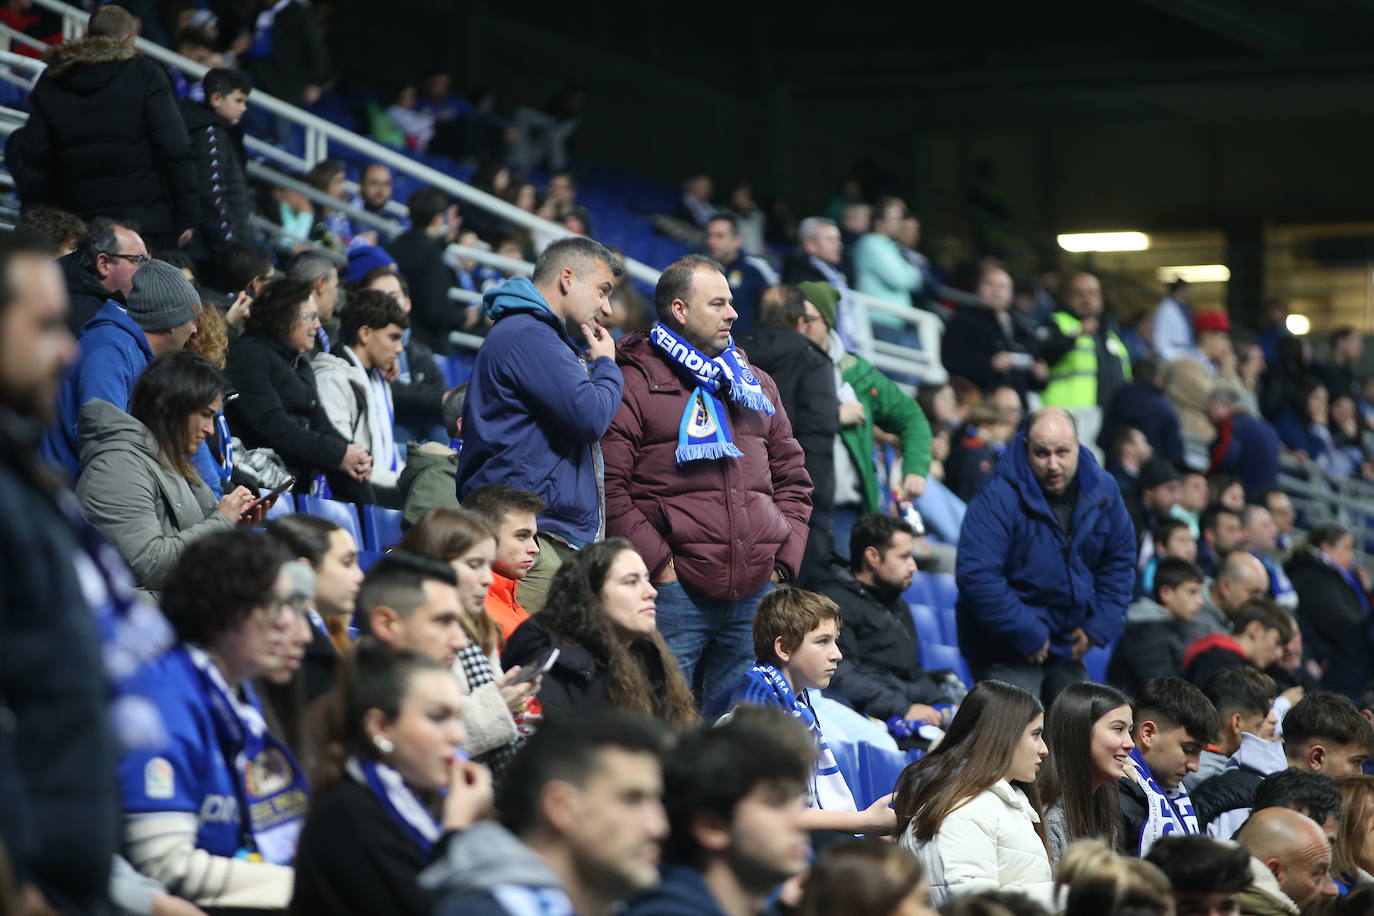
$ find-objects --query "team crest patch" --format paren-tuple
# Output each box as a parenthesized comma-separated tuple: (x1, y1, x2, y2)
(144, 757, 174, 799)
(245, 747, 295, 798)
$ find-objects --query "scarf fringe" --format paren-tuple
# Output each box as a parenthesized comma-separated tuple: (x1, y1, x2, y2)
(733, 387, 776, 416)
(675, 441, 745, 464)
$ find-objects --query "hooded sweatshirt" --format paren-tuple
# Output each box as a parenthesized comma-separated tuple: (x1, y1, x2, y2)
(421, 822, 573, 916)
(1196, 731, 1288, 840)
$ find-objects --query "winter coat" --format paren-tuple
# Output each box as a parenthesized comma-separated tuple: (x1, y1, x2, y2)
(385, 229, 457, 354)
(817, 568, 959, 720)
(180, 98, 253, 261)
(835, 343, 932, 513)
(1191, 731, 1286, 839)
(851, 233, 922, 329)
(456, 278, 623, 546)
(75, 399, 230, 591)
(955, 431, 1136, 666)
(1100, 381, 1184, 466)
(899, 780, 1055, 908)
(737, 327, 837, 520)
(1183, 633, 1250, 688)
(1286, 548, 1374, 701)
(1237, 863, 1300, 916)
(942, 306, 1043, 397)
(625, 865, 730, 916)
(603, 329, 812, 599)
(312, 347, 401, 489)
(450, 647, 519, 758)
(241, 0, 330, 106)
(1210, 413, 1282, 501)
(12, 35, 197, 244)
(398, 442, 459, 528)
(484, 574, 530, 641)
(422, 822, 569, 916)
(59, 249, 121, 338)
(1107, 598, 1193, 696)
(1163, 356, 1215, 443)
(718, 253, 779, 332)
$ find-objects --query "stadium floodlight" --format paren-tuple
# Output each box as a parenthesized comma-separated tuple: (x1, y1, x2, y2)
(1285, 314, 1311, 336)
(1154, 265, 1231, 284)
(1056, 231, 1150, 252)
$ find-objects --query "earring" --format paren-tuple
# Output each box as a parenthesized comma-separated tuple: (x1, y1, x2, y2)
(373, 736, 394, 754)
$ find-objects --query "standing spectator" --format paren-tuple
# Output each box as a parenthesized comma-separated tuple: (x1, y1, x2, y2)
(456, 238, 623, 614)
(1286, 523, 1374, 702)
(1038, 271, 1131, 449)
(1152, 278, 1197, 362)
(1207, 385, 1282, 501)
(10, 5, 197, 251)
(1235, 808, 1339, 911)
(944, 263, 1047, 401)
(59, 217, 147, 336)
(851, 196, 923, 348)
(384, 188, 461, 354)
(463, 483, 544, 640)
(702, 213, 778, 333)
(956, 408, 1136, 703)
(603, 255, 811, 712)
(676, 174, 715, 228)
(1108, 558, 1205, 695)
(240, 0, 330, 109)
(783, 216, 860, 350)
(1314, 327, 1364, 404)
(1100, 358, 1184, 466)
(181, 68, 255, 268)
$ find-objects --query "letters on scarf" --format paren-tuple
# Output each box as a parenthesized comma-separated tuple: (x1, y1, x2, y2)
(1125, 747, 1198, 855)
(649, 321, 774, 465)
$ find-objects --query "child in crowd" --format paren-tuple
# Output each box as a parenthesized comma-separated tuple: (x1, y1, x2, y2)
(1109, 558, 1205, 694)
(1182, 598, 1292, 687)
(1138, 517, 1197, 597)
(183, 67, 254, 267)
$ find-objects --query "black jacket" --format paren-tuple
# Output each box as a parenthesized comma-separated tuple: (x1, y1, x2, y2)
(1116, 776, 1148, 856)
(1107, 605, 1192, 696)
(242, 0, 330, 105)
(1190, 766, 1264, 835)
(180, 97, 254, 262)
(0, 408, 117, 912)
(781, 251, 838, 286)
(737, 327, 837, 521)
(59, 249, 121, 338)
(386, 230, 457, 354)
(12, 36, 197, 244)
(394, 335, 447, 428)
(941, 305, 1044, 397)
(817, 568, 956, 720)
(1287, 548, 1374, 701)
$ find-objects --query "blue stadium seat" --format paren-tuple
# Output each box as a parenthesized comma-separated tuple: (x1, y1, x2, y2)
(904, 573, 934, 607)
(262, 488, 296, 521)
(295, 495, 362, 545)
(927, 573, 958, 611)
(855, 741, 910, 808)
(1084, 639, 1118, 684)
(909, 603, 944, 656)
(360, 505, 404, 553)
(936, 605, 958, 647)
(923, 643, 972, 688)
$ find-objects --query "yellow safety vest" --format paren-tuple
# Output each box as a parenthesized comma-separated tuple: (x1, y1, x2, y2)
(1042, 312, 1130, 408)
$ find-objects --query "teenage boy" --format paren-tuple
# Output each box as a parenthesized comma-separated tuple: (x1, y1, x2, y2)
(1187, 665, 1277, 790)
(1117, 676, 1218, 856)
(1183, 598, 1292, 688)
(1189, 669, 1286, 837)
(182, 68, 255, 267)
(718, 587, 895, 837)
(1138, 517, 1197, 597)
(464, 483, 545, 639)
(1108, 557, 1205, 695)
(1145, 835, 1254, 916)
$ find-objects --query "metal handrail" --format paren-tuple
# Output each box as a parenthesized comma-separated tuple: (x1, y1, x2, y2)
(245, 161, 400, 237)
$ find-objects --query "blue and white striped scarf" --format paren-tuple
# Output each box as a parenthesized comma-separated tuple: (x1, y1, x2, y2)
(1125, 747, 1198, 855)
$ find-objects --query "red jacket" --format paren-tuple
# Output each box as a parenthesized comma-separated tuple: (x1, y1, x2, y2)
(603, 330, 812, 601)
(484, 573, 530, 641)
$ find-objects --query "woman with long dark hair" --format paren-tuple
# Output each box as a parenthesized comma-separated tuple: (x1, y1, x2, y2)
(894, 679, 1053, 907)
(503, 537, 699, 729)
(1039, 682, 1134, 864)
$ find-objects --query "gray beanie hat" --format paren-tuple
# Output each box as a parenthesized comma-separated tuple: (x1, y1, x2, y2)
(126, 260, 201, 331)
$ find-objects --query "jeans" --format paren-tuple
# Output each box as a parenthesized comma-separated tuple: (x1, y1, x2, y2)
(972, 656, 1087, 707)
(656, 578, 774, 712)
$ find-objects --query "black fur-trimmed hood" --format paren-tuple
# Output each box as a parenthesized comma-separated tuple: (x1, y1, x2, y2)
(41, 34, 137, 78)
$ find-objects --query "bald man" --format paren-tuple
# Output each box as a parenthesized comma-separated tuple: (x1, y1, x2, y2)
(1192, 552, 1271, 641)
(1236, 807, 1337, 912)
(956, 407, 1137, 703)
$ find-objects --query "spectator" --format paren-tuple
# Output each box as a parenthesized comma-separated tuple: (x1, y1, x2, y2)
(422, 712, 670, 916)
(1130, 456, 1182, 545)
(603, 255, 811, 712)
(1235, 807, 1338, 911)
(1040, 682, 1135, 865)
(356, 550, 470, 671)
(677, 174, 715, 228)
(624, 706, 813, 916)
(1314, 327, 1364, 404)
(387, 85, 435, 151)
(43, 258, 202, 480)
(944, 263, 1047, 400)
(1249, 768, 1343, 840)
(1182, 599, 1292, 690)
(1104, 426, 1152, 512)
(949, 403, 1014, 503)
(1186, 665, 1276, 792)
(311, 289, 408, 494)
(1192, 551, 1269, 641)
(217, 239, 276, 330)
(291, 643, 492, 916)
(286, 250, 342, 352)
(894, 679, 1054, 908)
(117, 531, 307, 910)
(1275, 382, 1340, 473)
(239, 0, 330, 110)
(1328, 393, 1374, 480)
(10, 5, 197, 251)
(783, 216, 859, 349)
(1139, 518, 1199, 598)
(1198, 504, 1246, 578)
(1117, 677, 1216, 855)
(798, 839, 934, 916)
(59, 217, 145, 337)
(384, 188, 461, 354)
(1055, 841, 1172, 916)
(819, 514, 964, 730)
(1235, 340, 1267, 417)
(1037, 271, 1131, 447)
(75, 351, 265, 591)
(1286, 523, 1374, 701)
(398, 385, 465, 527)
(182, 67, 254, 268)
(464, 484, 544, 640)
(1144, 835, 1254, 916)
(1175, 470, 1209, 535)
(457, 237, 623, 614)
(702, 212, 778, 332)
(223, 277, 373, 502)
(1100, 357, 1184, 467)
(851, 196, 924, 348)
(353, 163, 395, 217)
(502, 539, 698, 728)
(1244, 503, 1297, 609)
(1330, 775, 1374, 893)
(956, 408, 1135, 704)
(1262, 489, 1297, 556)
(18, 206, 85, 258)
(1151, 278, 1196, 362)
(1107, 558, 1205, 695)
(723, 181, 766, 256)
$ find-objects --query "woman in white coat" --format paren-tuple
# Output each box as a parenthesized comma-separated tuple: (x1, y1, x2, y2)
(895, 679, 1055, 908)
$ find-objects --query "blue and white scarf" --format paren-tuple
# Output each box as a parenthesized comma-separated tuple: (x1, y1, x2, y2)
(1125, 747, 1198, 855)
(734, 664, 856, 813)
(649, 321, 774, 465)
(346, 755, 441, 856)
(182, 646, 309, 864)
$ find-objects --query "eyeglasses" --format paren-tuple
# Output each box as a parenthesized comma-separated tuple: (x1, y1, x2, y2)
(297, 312, 320, 324)
(105, 253, 150, 264)
(259, 593, 310, 625)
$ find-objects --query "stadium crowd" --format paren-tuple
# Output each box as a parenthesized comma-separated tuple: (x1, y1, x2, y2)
(6, 4, 1374, 916)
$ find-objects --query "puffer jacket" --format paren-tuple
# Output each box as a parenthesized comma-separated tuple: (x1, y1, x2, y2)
(602, 330, 812, 600)
(75, 399, 230, 590)
(899, 780, 1055, 908)
(180, 97, 253, 261)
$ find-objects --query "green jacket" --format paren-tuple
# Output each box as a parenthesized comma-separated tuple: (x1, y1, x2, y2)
(838, 352, 931, 513)
(397, 442, 460, 528)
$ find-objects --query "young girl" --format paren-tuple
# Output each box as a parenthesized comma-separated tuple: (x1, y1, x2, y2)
(1040, 682, 1135, 864)
(894, 680, 1053, 907)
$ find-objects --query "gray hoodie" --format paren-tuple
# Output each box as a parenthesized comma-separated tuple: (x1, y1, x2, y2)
(76, 399, 230, 590)
(420, 821, 571, 916)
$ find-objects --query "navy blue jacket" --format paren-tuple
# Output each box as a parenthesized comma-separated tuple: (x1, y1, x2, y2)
(956, 430, 1137, 666)
(1210, 413, 1281, 501)
(1100, 381, 1183, 465)
(720, 254, 777, 333)
(456, 278, 623, 545)
(625, 865, 730, 916)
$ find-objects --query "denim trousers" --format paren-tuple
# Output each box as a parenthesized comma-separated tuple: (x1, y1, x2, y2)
(655, 577, 775, 712)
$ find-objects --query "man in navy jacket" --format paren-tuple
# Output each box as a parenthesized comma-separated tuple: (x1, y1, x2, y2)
(956, 407, 1136, 703)
(456, 237, 623, 613)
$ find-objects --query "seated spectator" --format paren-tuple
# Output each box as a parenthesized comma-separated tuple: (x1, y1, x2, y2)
(1277, 382, 1341, 472)
(357, 549, 469, 668)
(1186, 665, 1276, 792)
(17, 206, 85, 258)
(1244, 503, 1297, 609)
(943, 262, 1046, 401)
(1189, 680, 1286, 837)
(223, 277, 374, 503)
(1104, 425, 1152, 512)
(797, 838, 933, 916)
(182, 67, 255, 269)
(1207, 384, 1282, 502)
(949, 403, 1014, 502)
(1055, 840, 1172, 916)
(1261, 490, 1297, 558)
(783, 217, 858, 348)
(1286, 522, 1374, 701)
(1183, 598, 1292, 687)
(1144, 835, 1254, 916)
(216, 239, 275, 328)
(1198, 503, 1246, 578)
(1330, 775, 1374, 893)
(424, 711, 669, 915)
(385, 188, 462, 354)
(676, 174, 715, 228)
(1040, 682, 1135, 865)
(1209, 474, 1246, 512)
(503, 538, 698, 729)
(309, 159, 373, 251)
(398, 384, 465, 527)
(1249, 767, 1343, 840)
(1130, 457, 1182, 548)
(291, 643, 492, 916)
(1329, 393, 1374, 480)
(283, 251, 342, 354)
(819, 514, 964, 733)
(1236, 807, 1338, 911)
(1117, 677, 1216, 855)
(894, 679, 1054, 908)
(312, 289, 408, 493)
(1173, 469, 1209, 537)
(387, 85, 436, 151)
(1138, 518, 1198, 598)
(624, 706, 812, 916)
(1108, 557, 1205, 695)
(117, 530, 307, 909)
(76, 351, 265, 590)
(1100, 358, 1184, 467)
(352, 163, 395, 217)
(1194, 551, 1270, 640)
(702, 213, 778, 332)
(463, 484, 544, 640)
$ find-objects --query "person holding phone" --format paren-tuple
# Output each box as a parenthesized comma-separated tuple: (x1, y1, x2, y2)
(76, 350, 270, 592)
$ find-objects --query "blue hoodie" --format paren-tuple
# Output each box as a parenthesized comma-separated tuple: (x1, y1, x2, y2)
(955, 429, 1136, 666)
(455, 277, 623, 545)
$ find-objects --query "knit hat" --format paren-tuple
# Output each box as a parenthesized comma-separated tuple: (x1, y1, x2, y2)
(126, 260, 201, 331)
(797, 280, 839, 329)
(345, 244, 396, 285)
(1139, 456, 1182, 491)
(1194, 310, 1231, 335)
